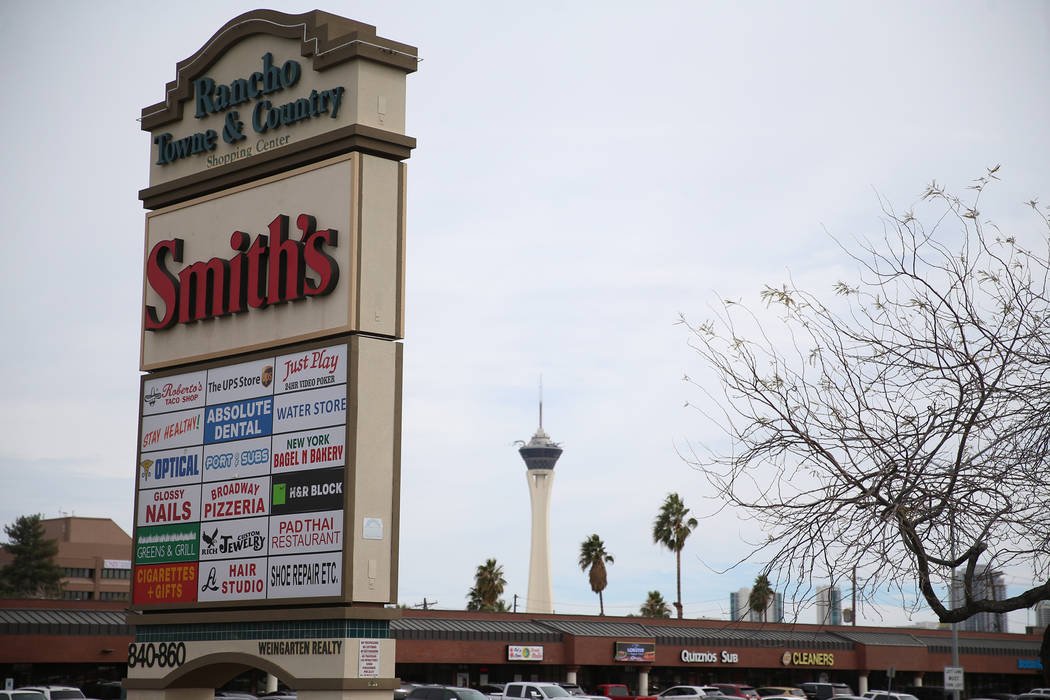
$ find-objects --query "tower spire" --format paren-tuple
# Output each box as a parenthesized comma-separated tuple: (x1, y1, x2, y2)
(539, 374, 543, 430)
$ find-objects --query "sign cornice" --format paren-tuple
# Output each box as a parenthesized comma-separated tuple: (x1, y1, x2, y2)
(141, 9, 418, 132)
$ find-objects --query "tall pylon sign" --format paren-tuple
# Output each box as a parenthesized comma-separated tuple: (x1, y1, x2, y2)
(517, 395, 562, 613)
(127, 10, 416, 700)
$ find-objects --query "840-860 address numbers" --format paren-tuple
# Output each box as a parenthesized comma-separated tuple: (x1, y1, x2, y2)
(128, 642, 186, 668)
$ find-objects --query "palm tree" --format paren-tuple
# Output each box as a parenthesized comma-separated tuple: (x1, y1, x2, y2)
(652, 492, 698, 619)
(639, 590, 671, 618)
(466, 558, 508, 611)
(748, 573, 774, 622)
(579, 534, 614, 615)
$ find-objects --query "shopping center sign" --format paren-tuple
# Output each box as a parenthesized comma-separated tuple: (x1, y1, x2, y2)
(132, 9, 413, 615)
(139, 9, 416, 209)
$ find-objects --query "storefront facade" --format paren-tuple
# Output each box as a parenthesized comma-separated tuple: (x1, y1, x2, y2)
(0, 605, 1044, 696)
(392, 610, 1046, 698)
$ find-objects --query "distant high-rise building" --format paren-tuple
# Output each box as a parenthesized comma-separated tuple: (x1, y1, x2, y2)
(816, 586, 842, 625)
(1034, 601, 1050, 629)
(949, 566, 1007, 633)
(730, 588, 750, 621)
(730, 586, 784, 622)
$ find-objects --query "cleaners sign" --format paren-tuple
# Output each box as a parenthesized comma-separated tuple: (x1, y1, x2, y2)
(133, 340, 349, 607)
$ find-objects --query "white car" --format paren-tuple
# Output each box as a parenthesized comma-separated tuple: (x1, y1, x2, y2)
(0, 692, 46, 700)
(863, 693, 918, 700)
(17, 688, 90, 700)
(658, 688, 725, 700)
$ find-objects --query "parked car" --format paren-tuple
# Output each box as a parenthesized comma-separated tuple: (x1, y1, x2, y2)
(799, 685, 854, 700)
(406, 687, 489, 700)
(396, 685, 426, 700)
(0, 692, 46, 700)
(506, 684, 604, 700)
(17, 688, 89, 700)
(480, 686, 507, 699)
(868, 692, 919, 700)
(658, 687, 724, 700)
(258, 693, 296, 700)
(594, 685, 658, 700)
(711, 686, 759, 700)
(757, 691, 805, 699)
(559, 686, 588, 698)
(81, 683, 122, 700)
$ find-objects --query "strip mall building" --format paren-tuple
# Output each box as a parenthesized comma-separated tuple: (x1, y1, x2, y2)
(1, 602, 1044, 696)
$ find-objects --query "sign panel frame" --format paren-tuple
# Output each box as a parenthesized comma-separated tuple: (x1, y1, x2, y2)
(131, 333, 401, 611)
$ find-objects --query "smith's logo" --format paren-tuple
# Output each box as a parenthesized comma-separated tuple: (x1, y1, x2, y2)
(145, 213, 338, 330)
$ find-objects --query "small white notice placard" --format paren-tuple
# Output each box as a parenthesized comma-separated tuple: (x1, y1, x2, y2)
(359, 639, 381, 677)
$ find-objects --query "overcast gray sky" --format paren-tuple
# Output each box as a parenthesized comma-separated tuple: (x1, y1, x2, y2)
(1, 1, 1048, 629)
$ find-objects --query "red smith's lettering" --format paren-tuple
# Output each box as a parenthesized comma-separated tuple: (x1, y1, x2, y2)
(145, 213, 339, 330)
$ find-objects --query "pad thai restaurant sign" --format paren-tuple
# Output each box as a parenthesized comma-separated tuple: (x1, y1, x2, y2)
(140, 9, 417, 209)
(140, 153, 405, 371)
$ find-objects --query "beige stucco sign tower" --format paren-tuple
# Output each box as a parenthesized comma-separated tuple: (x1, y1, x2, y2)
(126, 10, 415, 700)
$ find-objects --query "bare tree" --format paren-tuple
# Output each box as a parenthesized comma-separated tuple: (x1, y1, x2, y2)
(681, 169, 1050, 677)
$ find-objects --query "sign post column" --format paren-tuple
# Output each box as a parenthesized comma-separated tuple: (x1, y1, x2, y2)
(126, 10, 416, 700)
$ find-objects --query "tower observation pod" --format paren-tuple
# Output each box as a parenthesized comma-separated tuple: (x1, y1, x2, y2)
(518, 400, 562, 614)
